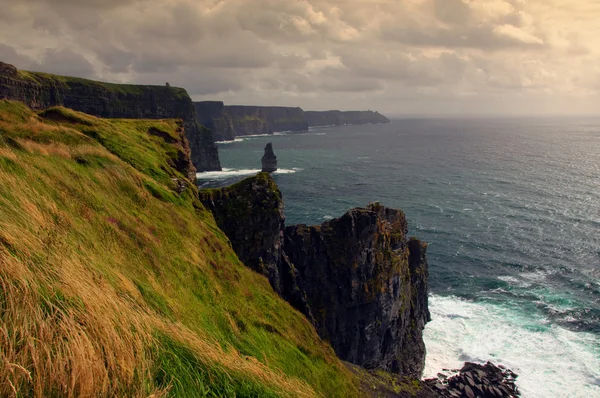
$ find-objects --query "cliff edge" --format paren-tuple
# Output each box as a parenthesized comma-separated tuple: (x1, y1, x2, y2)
(199, 173, 430, 378)
(0, 61, 221, 172)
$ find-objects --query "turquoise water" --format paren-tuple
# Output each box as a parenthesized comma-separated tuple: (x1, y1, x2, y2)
(198, 118, 600, 397)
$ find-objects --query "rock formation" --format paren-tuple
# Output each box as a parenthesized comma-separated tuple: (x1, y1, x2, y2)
(0, 61, 221, 172)
(261, 143, 277, 173)
(199, 173, 430, 378)
(424, 362, 521, 397)
(198, 174, 313, 319)
(305, 110, 390, 127)
(284, 204, 430, 377)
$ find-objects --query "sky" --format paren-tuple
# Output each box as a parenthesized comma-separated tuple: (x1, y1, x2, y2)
(1, 0, 599, 116)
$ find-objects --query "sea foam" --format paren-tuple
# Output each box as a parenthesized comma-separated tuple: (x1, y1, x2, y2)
(424, 294, 600, 398)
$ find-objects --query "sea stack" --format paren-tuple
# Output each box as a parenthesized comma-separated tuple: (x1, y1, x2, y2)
(261, 143, 278, 173)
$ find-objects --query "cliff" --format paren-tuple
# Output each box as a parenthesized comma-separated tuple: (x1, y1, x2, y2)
(0, 61, 221, 171)
(284, 204, 430, 377)
(0, 100, 377, 397)
(306, 110, 390, 127)
(194, 102, 308, 141)
(193, 101, 235, 142)
(199, 173, 430, 379)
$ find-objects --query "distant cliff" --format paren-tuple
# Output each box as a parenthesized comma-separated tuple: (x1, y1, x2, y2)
(193, 101, 235, 142)
(306, 110, 390, 127)
(194, 102, 308, 141)
(0, 61, 221, 171)
(195, 102, 391, 142)
(200, 173, 430, 378)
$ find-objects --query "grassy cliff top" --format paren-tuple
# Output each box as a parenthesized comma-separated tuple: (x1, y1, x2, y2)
(12, 68, 189, 99)
(0, 100, 359, 397)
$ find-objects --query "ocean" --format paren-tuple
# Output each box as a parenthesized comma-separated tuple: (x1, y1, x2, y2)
(197, 118, 600, 397)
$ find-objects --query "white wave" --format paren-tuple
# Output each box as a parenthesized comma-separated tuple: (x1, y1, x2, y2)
(323, 215, 334, 220)
(424, 295, 600, 398)
(196, 168, 259, 179)
(274, 168, 302, 175)
(215, 138, 246, 144)
(196, 168, 301, 180)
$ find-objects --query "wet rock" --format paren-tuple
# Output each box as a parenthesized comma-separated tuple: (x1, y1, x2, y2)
(424, 361, 521, 397)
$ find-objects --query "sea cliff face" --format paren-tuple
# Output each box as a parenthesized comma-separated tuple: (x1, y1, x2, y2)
(306, 110, 390, 127)
(194, 102, 391, 142)
(199, 173, 430, 378)
(194, 102, 308, 141)
(0, 61, 221, 171)
(193, 101, 235, 142)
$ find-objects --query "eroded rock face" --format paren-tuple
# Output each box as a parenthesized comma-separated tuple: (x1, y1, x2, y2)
(284, 203, 430, 377)
(261, 143, 277, 173)
(199, 174, 430, 377)
(198, 173, 314, 319)
(199, 173, 286, 291)
(0, 62, 221, 172)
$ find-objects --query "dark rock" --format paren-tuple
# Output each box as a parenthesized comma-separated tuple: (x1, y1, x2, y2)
(0, 62, 220, 172)
(424, 361, 521, 397)
(198, 173, 313, 321)
(284, 202, 430, 377)
(261, 143, 277, 173)
(199, 174, 430, 378)
(464, 385, 475, 398)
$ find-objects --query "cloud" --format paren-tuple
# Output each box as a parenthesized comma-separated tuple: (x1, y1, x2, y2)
(0, 0, 598, 115)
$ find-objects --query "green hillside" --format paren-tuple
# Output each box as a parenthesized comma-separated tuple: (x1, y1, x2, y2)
(0, 100, 360, 397)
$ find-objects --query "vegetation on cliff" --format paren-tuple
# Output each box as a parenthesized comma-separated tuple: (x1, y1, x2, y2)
(0, 61, 221, 172)
(0, 100, 363, 397)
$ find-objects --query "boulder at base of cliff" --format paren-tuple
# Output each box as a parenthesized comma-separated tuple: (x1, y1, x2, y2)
(424, 361, 521, 397)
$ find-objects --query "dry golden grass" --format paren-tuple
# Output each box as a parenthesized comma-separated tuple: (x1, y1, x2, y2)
(0, 101, 359, 397)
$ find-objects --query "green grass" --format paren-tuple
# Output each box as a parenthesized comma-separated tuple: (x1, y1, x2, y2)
(0, 100, 360, 397)
(16, 70, 189, 99)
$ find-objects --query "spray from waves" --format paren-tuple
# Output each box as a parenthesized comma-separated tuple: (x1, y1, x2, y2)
(196, 167, 302, 180)
(424, 295, 600, 398)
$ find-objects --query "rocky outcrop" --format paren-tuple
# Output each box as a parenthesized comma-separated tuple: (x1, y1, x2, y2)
(199, 174, 430, 378)
(198, 173, 313, 318)
(0, 61, 221, 172)
(284, 203, 430, 377)
(261, 143, 277, 173)
(306, 110, 390, 127)
(424, 362, 521, 397)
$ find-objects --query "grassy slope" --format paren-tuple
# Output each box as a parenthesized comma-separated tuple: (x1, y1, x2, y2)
(0, 100, 359, 397)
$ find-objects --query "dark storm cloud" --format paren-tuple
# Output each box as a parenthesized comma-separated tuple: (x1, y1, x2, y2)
(38, 49, 97, 78)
